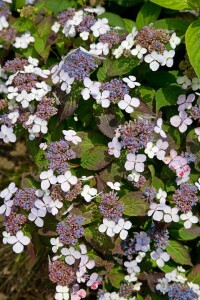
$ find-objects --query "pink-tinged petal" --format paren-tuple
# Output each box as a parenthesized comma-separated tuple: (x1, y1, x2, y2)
(137, 154, 146, 163)
(184, 117, 192, 125)
(170, 115, 181, 127)
(179, 122, 187, 133)
(0, 204, 6, 214)
(131, 98, 140, 107)
(86, 260, 95, 269)
(13, 242, 24, 253)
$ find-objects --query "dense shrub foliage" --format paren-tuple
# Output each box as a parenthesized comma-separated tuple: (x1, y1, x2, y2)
(0, 0, 200, 299)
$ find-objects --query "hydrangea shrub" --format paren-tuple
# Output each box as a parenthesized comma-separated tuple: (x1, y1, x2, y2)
(0, 0, 200, 299)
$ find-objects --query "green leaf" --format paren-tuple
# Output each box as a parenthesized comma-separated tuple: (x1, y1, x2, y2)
(146, 70, 180, 88)
(155, 85, 183, 111)
(136, 2, 161, 30)
(188, 264, 200, 284)
(186, 19, 200, 78)
(42, 0, 77, 13)
(71, 132, 107, 158)
(99, 12, 125, 28)
(110, 0, 143, 7)
(152, 177, 165, 190)
(106, 267, 125, 288)
(186, 129, 200, 172)
(81, 145, 113, 171)
(105, 56, 139, 77)
(100, 162, 124, 182)
(12, 18, 34, 32)
(120, 192, 149, 216)
(166, 240, 192, 266)
(150, 0, 200, 10)
(123, 18, 136, 32)
(153, 18, 190, 32)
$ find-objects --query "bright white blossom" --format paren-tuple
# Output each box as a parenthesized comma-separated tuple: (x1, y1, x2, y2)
(7, 231, 30, 253)
(61, 247, 81, 265)
(81, 185, 97, 202)
(195, 178, 200, 190)
(0, 199, 13, 216)
(80, 31, 89, 40)
(98, 218, 116, 237)
(150, 248, 170, 267)
(169, 32, 181, 49)
(57, 171, 78, 192)
(14, 32, 35, 49)
(40, 170, 57, 190)
(51, 22, 60, 33)
(63, 130, 82, 145)
(94, 90, 110, 108)
(131, 45, 147, 59)
(50, 237, 63, 253)
(163, 206, 179, 223)
(125, 153, 146, 172)
(55, 285, 69, 300)
(89, 42, 109, 56)
(156, 188, 167, 204)
(0, 125, 16, 143)
(144, 51, 164, 71)
(0, 16, 9, 31)
(161, 50, 175, 68)
(127, 170, 140, 182)
(195, 127, 200, 142)
(180, 211, 198, 229)
(124, 260, 140, 274)
(107, 182, 121, 191)
(0, 182, 17, 201)
(2, 231, 10, 244)
(122, 76, 141, 89)
(108, 137, 122, 158)
(154, 118, 167, 138)
(49, 199, 63, 215)
(144, 142, 159, 158)
(81, 78, 100, 100)
(113, 218, 132, 240)
(170, 111, 192, 133)
(156, 278, 169, 294)
(155, 139, 169, 160)
(8, 111, 19, 124)
(148, 202, 166, 221)
(28, 207, 46, 227)
(91, 18, 110, 37)
(118, 94, 140, 113)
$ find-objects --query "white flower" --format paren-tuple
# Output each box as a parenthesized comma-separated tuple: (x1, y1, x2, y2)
(107, 182, 121, 191)
(63, 130, 82, 145)
(8, 111, 19, 124)
(165, 268, 187, 283)
(81, 185, 97, 202)
(125, 153, 146, 172)
(124, 273, 138, 283)
(121, 32, 135, 50)
(31, 81, 51, 101)
(133, 282, 142, 291)
(81, 77, 101, 100)
(16, 90, 34, 108)
(2, 231, 10, 244)
(144, 142, 158, 158)
(39, 142, 48, 150)
(80, 31, 89, 40)
(191, 77, 200, 91)
(0, 125, 16, 143)
(163, 206, 179, 223)
(0, 199, 13, 216)
(154, 118, 167, 138)
(61, 247, 81, 265)
(150, 248, 170, 267)
(57, 171, 78, 192)
(156, 188, 167, 204)
(156, 278, 169, 294)
(32, 117, 48, 134)
(122, 76, 141, 89)
(135, 232, 150, 252)
(28, 56, 39, 66)
(177, 93, 195, 111)
(177, 75, 192, 90)
(14, 32, 35, 49)
(195, 127, 200, 142)
(50, 237, 63, 253)
(40, 170, 57, 190)
(60, 72, 74, 94)
(87, 272, 99, 287)
(118, 94, 140, 113)
(124, 260, 140, 274)
(170, 111, 192, 133)
(161, 50, 175, 68)
(49, 199, 63, 215)
(195, 178, 200, 190)
(94, 90, 110, 108)
(113, 218, 132, 240)
(135, 251, 146, 263)
(113, 45, 124, 59)
(155, 139, 169, 161)
(131, 45, 147, 59)
(0, 182, 17, 201)
(55, 285, 69, 300)
(7, 86, 18, 100)
(91, 18, 110, 37)
(169, 32, 181, 49)
(148, 202, 166, 221)
(7, 231, 30, 253)
(144, 51, 164, 71)
(127, 170, 140, 182)
(0, 16, 9, 31)
(84, 6, 105, 15)
(89, 42, 109, 56)
(108, 137, 122, 158)
(28, 207, 46, 227)
(35, 194, 52, 212)
(98, 218, 116, 237)
(51, 22, 60, 33)
(180, 211, 198, 229)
